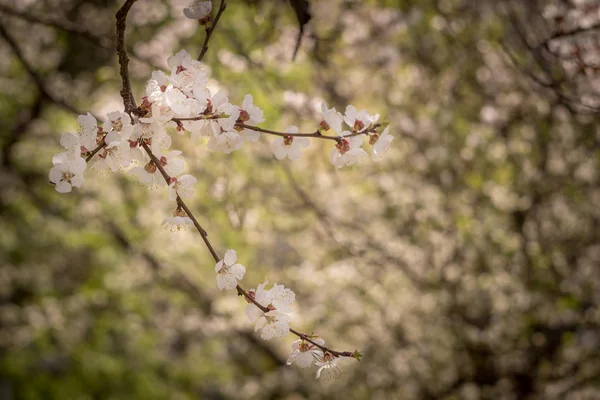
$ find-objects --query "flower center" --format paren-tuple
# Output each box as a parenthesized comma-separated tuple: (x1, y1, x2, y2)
(369, 133, 379, 145)
(144, 162, 157, 173)
(283, 136, 294, 146)
(111, 119, 123, 132)
(62, 171, 75, 182)
(238, 109, 250, 123)
(335, 138, 351, 154)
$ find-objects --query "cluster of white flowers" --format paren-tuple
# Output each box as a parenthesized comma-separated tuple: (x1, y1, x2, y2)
(50, 49, 392, 199)
(213, 249, 342, 378)
(287, 338, 342, 379)
(50, 46, 372, 378)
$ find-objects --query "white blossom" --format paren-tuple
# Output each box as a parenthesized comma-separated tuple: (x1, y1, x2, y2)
(184, 1, 212, 21)
(131, 117, 166, 142)
(103, 111, 133, 139)
(245, 282, 295, 340)
(330, 135, 367, 168)
(271, 126, 310, 160)
(315, 353, 343, 381)
(343, 105, 379, 131)
(320, 102, 343, 133)
(164, 87, 203, 117)
(238, 94, 264, 142)
(268, 283, 296, 313)
(146, 70, 170, 103)
(287, 338, 325, 368)
(56, 132, 81, 160)
(162, 208, 193, 232)
(254, 310, 290, 340)
(77, 112, 100, 151)
(207, 130, 244, 153)
(92, 130, 133, 173)
(371, 126, 393, 160)
(129, 150, 184, 187)
(168, 174, 197, 200)
(167, 50, 209, 93)
(215, 249, 246, 290)
(49, 155, 87, 193)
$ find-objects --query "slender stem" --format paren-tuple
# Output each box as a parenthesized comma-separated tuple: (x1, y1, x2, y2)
(116, 0, 139, 114)
(139, 140, 220, 261)
(110, 0, 357, 359)
(171, 116, 376, 142)
(85, 142, 107, 162)
(237, 123, 374, 142)
(197, 0, 227, 62)
(138, 140, 356, 358)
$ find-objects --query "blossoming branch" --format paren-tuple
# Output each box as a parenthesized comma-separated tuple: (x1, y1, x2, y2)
(49, 0, 389, 379)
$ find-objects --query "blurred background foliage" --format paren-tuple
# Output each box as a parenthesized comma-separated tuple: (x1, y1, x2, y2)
(1, 0, 600, 399)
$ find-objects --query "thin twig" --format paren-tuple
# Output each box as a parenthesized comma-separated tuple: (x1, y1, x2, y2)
(115, 0, 139, 114)
(237, 122, 375, 142)
(197, 0, 227, 62)
(139, 140, 356, 359)
(85, 143, 107, 163)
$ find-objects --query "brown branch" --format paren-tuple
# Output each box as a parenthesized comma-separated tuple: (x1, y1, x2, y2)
(237, 122, 375, 142)
(139, 141, 217, 257)
(197, 0, 227, 62)
(85, 142, 107, 163)
(138, 139, 357, 359)
(546, 22, 600, 42)
(115, 0, 139, 114)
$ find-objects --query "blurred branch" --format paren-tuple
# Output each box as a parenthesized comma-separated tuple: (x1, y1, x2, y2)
(288, 0, 311, 60)
(0, 4, 111, 48)
(0, 23, 80, 115)
(1, 94, 43, 169)
(197, 0, 227, 62)
(281, 164, 431, 289)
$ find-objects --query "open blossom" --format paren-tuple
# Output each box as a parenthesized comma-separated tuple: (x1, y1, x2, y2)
(245, 282, 295, 340)
(130, 117, 166, 142)
(207, 130, 244, 153)
(330, 135, 367, 168)
(49, 155, 87, 193)
(184, 1, 212, 23)
(255, 310, 290, 340)
(371, 126, 393, 160)
(315, 353, 343, 381)
(103, 111, 133, 139)
(78, 112, 100, 151)
(146, 70, 170, 103)
(162, 208, 193, 232)
(215, 249, 246, 290)
(238, 94, 264, 142)
(320, 102, 343, 133)
(344, 105, 379, 131)
(129, 150, 185, 187)
(168, 174, 197, 200)
(207, 92, 240, 133)
(56, 132, 82, 160)
(271, 126, 310, 160)
(92, 130, 132, 173)
(287, 338, 325, 368)
(167, 50, 209, 93)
